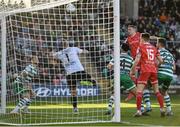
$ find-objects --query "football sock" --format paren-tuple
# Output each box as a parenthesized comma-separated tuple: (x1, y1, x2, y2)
(13, 98, 30, 112)
(141, 101, 145, 112)
(18, 98, 30, 108)
(155, 92, 164, 109)
(72, 96, 77, 108)
(136, 92, 143, 111)
(164, 95, 172, 112)
(107, 95, 114, 111)
(143, 89, 151, 109)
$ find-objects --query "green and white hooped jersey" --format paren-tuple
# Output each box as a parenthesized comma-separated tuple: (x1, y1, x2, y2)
(109, 53, 133, 75)
(15, 64, 38, 83)
(158, 48, 174, 77)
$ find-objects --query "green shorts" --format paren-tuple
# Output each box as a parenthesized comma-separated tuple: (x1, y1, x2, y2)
(13, 81, 31, 95)
(158, 73, 173, 91)
(121, 74, 135, 91)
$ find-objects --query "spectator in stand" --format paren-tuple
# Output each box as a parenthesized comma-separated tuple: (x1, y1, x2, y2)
(120, 0, 180, 41)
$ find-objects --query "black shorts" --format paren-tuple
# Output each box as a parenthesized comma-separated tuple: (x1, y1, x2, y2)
(66, 71, 92, 90)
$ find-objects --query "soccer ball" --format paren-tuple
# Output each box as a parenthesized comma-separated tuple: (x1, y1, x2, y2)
(66, 3, 76, 13)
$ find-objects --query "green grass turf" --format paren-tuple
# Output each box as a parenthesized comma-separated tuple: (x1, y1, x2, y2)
(0, 95, 180, 126)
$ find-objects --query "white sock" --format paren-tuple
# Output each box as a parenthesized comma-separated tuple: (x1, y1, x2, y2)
(107, 95, 114, 111)
(12, 105, 20, 112)
(141, 101, 145, 112)
(143, 89, 151, 109)
(164, 95, 172, 112)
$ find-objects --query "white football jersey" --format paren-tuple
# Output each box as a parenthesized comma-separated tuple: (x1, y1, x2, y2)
(54, 47, 84, 75)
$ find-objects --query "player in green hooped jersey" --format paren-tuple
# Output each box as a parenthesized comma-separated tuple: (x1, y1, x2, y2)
(105, 43, 136, 115)
(157, 38, 176, 116)
(10, 56, 39, 114)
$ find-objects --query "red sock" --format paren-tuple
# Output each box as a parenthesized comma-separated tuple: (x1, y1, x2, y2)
(136, 92, 143, 110)
(155, 92, 164, 108)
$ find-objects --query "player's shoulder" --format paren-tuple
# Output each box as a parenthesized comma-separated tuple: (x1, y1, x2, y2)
(141, 43, 155, 48)
(72, 47, 83, 53)
(61, 47, 74, 53)
(136, 32, 141, 37)
(26, 64, 36, 69)
(26, 64, 33, 68)
(121, 53, 133, 61)
(68, 47, 80, 51)
(159, 48, 167, 53)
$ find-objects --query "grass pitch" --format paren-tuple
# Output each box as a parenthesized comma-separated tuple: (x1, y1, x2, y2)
(0, 95, 180, 126)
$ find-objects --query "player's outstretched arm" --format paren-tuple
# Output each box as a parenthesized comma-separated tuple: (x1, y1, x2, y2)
(107, 59, 114, 70)
(173, 61, 176, 71)
(81, 49, 89, 54)
(50, 51, 59, 59)
(13, 73, 19, 79)
(107, 63, 113, 70)
(77, 47, 89, 54)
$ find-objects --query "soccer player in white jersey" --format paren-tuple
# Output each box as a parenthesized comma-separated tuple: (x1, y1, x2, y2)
(53, 40, 96, 114)
(10, 56, 39, 114)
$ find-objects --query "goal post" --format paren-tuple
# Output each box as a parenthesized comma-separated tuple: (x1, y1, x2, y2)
(0, 0, 120, 125)
(0, 15, 7, 114)
(113, 0, 120, 123)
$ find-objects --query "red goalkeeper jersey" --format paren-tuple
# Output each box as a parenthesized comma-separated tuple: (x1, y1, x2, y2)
(127, 32, 141, 59)
(137, 42, 160, 73)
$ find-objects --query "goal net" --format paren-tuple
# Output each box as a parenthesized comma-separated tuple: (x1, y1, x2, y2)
(0, 0, 120, 125)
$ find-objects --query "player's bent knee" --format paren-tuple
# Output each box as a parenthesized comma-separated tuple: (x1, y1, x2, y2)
(137, 84, 145, 92)
(152, 84, 160, 93)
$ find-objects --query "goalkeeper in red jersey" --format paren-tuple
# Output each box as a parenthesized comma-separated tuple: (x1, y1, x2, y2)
(125, 25, 152, 113)
(130, 33, 165, 117)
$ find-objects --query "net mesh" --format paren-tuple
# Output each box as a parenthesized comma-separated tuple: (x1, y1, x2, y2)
(0, 0, 115, 125)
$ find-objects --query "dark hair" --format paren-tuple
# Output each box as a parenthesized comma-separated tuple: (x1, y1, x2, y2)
(128, 24, 137, 29)
(141, 33, 150, 42)
(158, 38, 166, 47)
(121, 43, 129, 52)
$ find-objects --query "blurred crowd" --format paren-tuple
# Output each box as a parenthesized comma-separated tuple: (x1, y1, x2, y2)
(120, 0, 180, 41)
(0, 0, 26, 11)
(119, 0, 180, 84)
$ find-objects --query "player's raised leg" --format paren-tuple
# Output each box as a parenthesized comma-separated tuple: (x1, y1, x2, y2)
(21, 90, 36, 113)
(10, 90, 32, 114)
